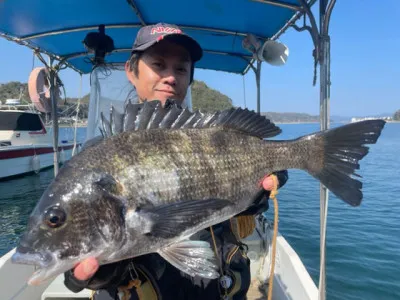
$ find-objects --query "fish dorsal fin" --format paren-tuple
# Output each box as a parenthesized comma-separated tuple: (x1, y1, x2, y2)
(99, 99, 281, 139)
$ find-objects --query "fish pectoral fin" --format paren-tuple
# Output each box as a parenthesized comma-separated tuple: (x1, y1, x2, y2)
(139, 198, 232, 239)
(158, 240, 219, 279)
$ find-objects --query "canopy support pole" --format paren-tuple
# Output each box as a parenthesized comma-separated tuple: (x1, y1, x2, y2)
(293, 1, 336, 299)
(126, 0, 147, 26)
(48, 57, 60, 176)
(251, 0, 302, 11)
(255, 60, 262, 114)
(34, 52, 67, 177)
(318, 1, 335, 299)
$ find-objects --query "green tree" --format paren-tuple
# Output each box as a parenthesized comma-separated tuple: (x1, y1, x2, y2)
(0, 81, 29, 103)
(393, 110, 400, 121)
(191, 80, 233, 112)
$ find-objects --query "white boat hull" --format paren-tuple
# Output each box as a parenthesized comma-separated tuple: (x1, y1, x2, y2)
(0, 144, 79, 180)
(243, 218, 318, 299)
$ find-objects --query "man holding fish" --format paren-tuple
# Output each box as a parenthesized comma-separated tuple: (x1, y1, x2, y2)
(12, 22, 385, 300)
(63, 23, 289, 299)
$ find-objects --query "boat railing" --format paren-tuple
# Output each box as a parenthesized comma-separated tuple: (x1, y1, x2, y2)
(0, 104, 37, 112)
(0, 141, 12, 147)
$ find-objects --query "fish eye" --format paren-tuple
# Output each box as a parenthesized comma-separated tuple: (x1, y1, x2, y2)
(44, 206, 66, 229)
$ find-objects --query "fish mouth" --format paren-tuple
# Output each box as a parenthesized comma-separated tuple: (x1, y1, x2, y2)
(12, 245, 54, 268)
(12, 246, 100, 286)
(11, 245, 58, 285)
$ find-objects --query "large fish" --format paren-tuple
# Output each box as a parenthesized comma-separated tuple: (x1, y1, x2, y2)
(12, 100, 385, 285)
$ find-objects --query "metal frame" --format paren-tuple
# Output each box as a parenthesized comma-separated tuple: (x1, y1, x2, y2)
(32, 52, 64, 176)
(244, 0, 318, 114)
(48, 60, 60, 176)
(0, 31, 83, 74)
(13, 22, 266, 74)
(3, 0, 317, 77)
(317, 2, 336, 299)
(126, 0, 146, 26)
(251, 0, 303, 11)
(63, 47, 253, 60)
(249, 2, 336, 299)
(18, 24, 267, 42)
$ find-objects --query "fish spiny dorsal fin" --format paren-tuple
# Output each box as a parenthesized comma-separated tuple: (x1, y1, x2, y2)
(208, 107, 282, 139)
(100, 111, 112, 138)
(170, 108, 192, 129)
(137, 100, 160, 130)
(194, 112, 218, 128)
(123, 100, 143, 131)
(98, 100, 282, 139)
(110, 105, 124, 135)
(181, 110, 204, 129)
(159, 104, 182, 129)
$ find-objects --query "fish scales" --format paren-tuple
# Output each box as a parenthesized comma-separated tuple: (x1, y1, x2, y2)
(74, 127, 280, 206)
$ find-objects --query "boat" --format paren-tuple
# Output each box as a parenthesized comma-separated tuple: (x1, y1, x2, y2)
(0, 104, 81, 180)
(0, 0, 344, 299)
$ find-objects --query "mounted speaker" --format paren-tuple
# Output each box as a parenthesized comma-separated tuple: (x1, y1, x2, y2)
(257, 40, 289, 66)
(83, 24, 115, 65)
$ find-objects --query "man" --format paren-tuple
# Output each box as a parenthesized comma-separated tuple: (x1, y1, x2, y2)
(64, 23, 288, 299)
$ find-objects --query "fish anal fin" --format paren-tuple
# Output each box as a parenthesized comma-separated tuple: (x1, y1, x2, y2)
(159, 240, 219, 279)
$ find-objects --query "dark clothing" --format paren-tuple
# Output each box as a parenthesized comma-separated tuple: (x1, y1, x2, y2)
(64, 170, 289, 299)
(67, 226, 251, 300)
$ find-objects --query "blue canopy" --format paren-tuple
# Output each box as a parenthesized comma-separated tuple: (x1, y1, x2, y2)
(0, 0, 315, 74)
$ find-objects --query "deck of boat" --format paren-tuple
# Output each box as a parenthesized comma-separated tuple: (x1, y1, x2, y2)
(247, 279, 269, 299)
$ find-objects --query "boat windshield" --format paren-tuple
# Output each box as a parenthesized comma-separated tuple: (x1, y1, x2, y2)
(86, 66, 193, 141)
(0, 111, 43, 131)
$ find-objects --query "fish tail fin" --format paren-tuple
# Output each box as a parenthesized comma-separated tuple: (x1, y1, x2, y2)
(301, 120, 386, 206)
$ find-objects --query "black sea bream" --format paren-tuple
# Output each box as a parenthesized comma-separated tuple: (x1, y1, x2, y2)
(12, 100, 386, 285)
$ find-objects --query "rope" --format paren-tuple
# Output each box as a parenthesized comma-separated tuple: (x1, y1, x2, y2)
(319, 190, 329, 299)
(267, 174, 279, 300)
(209, 226, 228, 298)
(209, 226, 224, 276)
(32, 51, 35, 70)
(242, 75, 247, 109)
(72, 74, 82, 156)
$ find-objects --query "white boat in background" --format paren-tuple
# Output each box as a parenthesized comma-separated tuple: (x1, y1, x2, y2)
(0, 107, 81, 180)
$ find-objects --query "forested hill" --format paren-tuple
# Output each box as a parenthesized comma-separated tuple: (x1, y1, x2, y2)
(394, 110, 400, 121)
(190, 80, 233, 112)
(0, 80, 233, 115)
(3, 80, 385, 123)
(262, 112, 320, 123)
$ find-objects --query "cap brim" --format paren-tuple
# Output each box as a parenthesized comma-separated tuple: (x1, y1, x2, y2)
(133, 34, 203, 62)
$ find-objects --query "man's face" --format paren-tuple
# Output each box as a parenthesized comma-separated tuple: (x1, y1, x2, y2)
(126, 40, 192, 105)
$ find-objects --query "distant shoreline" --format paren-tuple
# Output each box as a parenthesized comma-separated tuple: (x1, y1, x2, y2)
(274, 121, 319, 124)
(275, 120, 400, 124)
(52, 120, 400, 128)
(47, 124, 88, 128)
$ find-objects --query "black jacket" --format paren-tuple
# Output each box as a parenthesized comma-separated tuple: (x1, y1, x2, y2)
(64, 170, 288, 299)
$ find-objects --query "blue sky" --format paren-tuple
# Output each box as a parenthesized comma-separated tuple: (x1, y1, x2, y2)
(0, 1, 398, 117)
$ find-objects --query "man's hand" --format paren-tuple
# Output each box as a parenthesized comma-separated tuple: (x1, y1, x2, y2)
(73, 257, 99, 281)
(260, 175, 278, 191)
